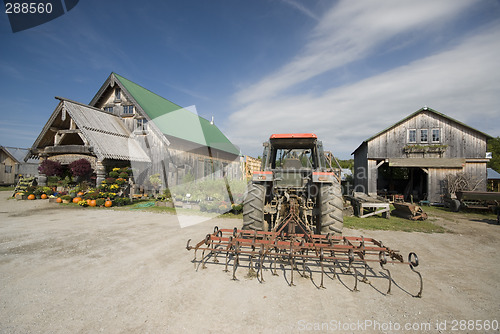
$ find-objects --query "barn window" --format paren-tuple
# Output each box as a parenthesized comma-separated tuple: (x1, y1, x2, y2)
(420, 129, 428, 143)
(5, 165, 12, 173)
(408, 129, 416, 143)
(123, 105, 134, 114)
(115, 88, 121, 100)
(136, 118, 148, 130)
(105, 106, 113, 113)
(432, 129, 440, 143)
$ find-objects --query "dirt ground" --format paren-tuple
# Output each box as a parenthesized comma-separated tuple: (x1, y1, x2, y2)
(1, 192, 499, 333)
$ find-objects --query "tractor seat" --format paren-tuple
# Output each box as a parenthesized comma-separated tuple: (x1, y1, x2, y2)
(283, 158, 303, 169)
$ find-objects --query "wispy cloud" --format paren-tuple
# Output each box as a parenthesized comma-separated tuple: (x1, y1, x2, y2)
(227, 5, 500, 158)
(233, 0, 477, 106)
(280, 0, 320, 21)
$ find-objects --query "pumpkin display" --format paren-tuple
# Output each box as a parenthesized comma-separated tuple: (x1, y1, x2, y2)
(73, 197, 82, 203)
(104, 200, 113, 207)
(89, 199, 97, 207)
(41, 194, 48, 199)
(27, 194, 35, 200)
(56, 197, 62, 203)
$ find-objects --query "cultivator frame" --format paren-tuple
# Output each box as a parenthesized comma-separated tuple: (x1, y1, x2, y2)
(186, 226, 423, 297)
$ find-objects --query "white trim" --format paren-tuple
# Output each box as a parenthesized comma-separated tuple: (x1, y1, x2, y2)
(407, 128, 417, 143)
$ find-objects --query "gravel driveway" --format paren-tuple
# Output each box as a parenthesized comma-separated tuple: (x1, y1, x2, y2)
(1, 192, 499, 333)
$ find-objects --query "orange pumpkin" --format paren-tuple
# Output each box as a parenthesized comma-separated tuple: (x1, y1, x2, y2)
(56, 197, 62, 203)
(77, 192, 84, 197)
(89, 199, 97, 207)
(27, 194, 35, 200)
(104, 200, 113, 207)
(41, 194, 48, 199)
(73, 197, 82, 203)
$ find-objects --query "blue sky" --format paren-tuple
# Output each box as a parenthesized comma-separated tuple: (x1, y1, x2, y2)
(0, 0, 499, 159)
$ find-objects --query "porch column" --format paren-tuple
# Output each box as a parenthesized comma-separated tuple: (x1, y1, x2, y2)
(96, 160, 106, 185)
(37, 154, 48, 186)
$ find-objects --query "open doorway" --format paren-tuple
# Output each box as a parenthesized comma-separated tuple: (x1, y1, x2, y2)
(377, 165, 427, 202)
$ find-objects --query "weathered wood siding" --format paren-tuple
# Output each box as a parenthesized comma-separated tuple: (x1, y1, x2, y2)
(353, 142, 369, 193)
(464, 161, 488, 191)
(0, 151, 16, 185)
(367, 110, 488, 159)
(354, 109, 490, 203)
(427, 168, 459, 203)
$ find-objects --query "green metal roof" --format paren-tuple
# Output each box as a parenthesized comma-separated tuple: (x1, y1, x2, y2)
(113, 73, 240, 156)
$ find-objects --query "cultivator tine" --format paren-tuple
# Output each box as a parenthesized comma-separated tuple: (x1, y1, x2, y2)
(232, 240, 240, 280)
(409, 252, 423, 298)
(379, 251, 392, 295)
(187, 226, 422, 296)
(258, 243, 265, 283)
(319, 248, 325, 289)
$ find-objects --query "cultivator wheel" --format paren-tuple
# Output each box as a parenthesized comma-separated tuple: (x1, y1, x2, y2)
(187, 226, 423, 297)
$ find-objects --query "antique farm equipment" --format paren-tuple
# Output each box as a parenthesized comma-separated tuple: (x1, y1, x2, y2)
(186, 226, 423, 297)
(187, 134, 423, 296)
(454, 191, 500, 224)
(347, 193, 391, 219)
(455, 191, 500, 211)
(391, 202, 428, 221)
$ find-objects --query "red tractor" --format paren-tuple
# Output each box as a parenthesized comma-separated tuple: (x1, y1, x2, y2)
(243, 133, 343, 235)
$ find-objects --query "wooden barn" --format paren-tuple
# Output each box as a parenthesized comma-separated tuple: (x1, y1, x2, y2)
(0, 146, 38, 185)
(352, 107, 492, 204)
(29, 73, 241, 190)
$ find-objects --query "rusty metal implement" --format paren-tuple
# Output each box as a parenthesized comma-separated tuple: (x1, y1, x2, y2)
(186, 226, 423, 297)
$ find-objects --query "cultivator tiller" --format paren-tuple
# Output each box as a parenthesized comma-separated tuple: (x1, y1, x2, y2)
(186, 226, 423, 297)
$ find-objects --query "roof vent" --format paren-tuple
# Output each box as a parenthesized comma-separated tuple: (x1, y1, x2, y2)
(423, 105, 428, 110)
(210, 116, 214, 125)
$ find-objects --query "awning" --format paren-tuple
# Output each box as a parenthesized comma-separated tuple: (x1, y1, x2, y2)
(388, 158, 465, 168)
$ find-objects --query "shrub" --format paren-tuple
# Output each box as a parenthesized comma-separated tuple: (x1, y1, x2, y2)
(109, 171, 119, 178)
(39, 159, 63, 176)
(47, 176, 61, 187)
(119, 172, 128, 179)
(96, 198, 105, 207)
(109, 184, 120, 191)
(115, 178, 126, 185)
(105, 177, 116, 184)
(114, 197, 132, 206)
(69, 159, 92, 177)
(33, 187, 44, 196)
(149, 174, 162, 188)
(83, 191, 99, 200)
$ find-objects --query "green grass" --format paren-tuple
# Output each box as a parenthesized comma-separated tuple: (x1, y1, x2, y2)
(343, 214, 446, 233)
(120, 200, 243, 219)
(0, 186, 15, 192)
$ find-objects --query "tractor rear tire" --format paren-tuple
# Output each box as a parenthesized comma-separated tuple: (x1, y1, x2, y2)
(243, 183, 268, 231)
(319, 183, 344, 235)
